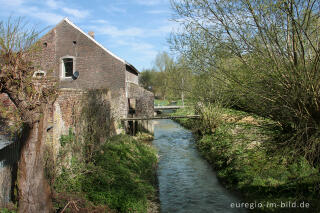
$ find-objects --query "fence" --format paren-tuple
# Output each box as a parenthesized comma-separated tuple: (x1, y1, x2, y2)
(0, 135, 20, 207)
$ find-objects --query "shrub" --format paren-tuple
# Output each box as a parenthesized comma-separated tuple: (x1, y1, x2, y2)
(82, 135, 157, 212)
(53, 134, 158, 213)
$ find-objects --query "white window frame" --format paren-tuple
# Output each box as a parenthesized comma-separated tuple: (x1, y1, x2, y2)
(33, 70, 46, 78)
(60, 56, 76, 80)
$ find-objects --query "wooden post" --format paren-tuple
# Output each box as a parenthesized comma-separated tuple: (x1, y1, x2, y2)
(133, 120, 136, 136)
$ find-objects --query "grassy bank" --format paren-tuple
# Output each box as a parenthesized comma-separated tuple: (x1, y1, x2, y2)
(52, 134, 158, 213)
(173, 107, 320, 212)
(154, 99, 190, 106)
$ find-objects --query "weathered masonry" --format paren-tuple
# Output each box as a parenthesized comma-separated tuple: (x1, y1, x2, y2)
(37, 17, 153, 120)
(0, 17, 154, 206)
(35, 17, 154, 137)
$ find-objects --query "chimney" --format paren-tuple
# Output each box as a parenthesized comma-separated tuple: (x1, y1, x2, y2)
(88, 31, 95, 39)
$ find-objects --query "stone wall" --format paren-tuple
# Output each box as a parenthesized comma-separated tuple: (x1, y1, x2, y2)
(0, 166, 12, 207)
(46, 88, 84, 161)
(0, 18, 155, 205)
(0, 93, 18, 126)
(37, 19, 128, 120)
(126, 70, 138, 85)
(127, 83, 154, 117)
(47, 88, 118, 162)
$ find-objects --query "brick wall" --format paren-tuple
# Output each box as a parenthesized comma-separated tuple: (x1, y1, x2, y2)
(38, 19, 128, 120)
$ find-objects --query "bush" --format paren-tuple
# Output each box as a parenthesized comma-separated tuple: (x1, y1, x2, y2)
(196, 103, 223, 134)
(195, 108, 320, 211)
(53, 134, 158, 213)
(171, 0, 320, 166)
(82, 135, 157, 212)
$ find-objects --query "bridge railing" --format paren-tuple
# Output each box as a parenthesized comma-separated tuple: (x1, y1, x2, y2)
(121, 115, 200, 121)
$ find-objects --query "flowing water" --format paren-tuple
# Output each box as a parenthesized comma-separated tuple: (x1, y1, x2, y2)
(153, 119, 246, 213)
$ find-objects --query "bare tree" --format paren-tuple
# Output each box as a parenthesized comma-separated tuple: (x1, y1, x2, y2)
(171, 0, 320, 163)
(0, 17, 56, 212)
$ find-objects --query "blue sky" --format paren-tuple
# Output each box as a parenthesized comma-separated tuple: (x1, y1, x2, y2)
(0, 0, 178, 71)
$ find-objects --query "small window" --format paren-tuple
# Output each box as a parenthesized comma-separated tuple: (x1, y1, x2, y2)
(36, 72, 44, 77)
(43, 42, 47, 47)
(73, 41, 77, 45)
(63, 58, 73, 77)
(33, 70, 46, 78)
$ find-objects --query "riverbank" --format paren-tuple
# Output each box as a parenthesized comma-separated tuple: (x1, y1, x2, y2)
(173, 107, 320, 212)
(52, 133, 159, 213)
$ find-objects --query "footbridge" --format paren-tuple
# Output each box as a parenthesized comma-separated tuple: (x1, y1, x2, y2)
(154, 105, 187, 115)
(154, 105, 185, 110)
(123, 105, 199, 135)
(122, 115, 200, 121)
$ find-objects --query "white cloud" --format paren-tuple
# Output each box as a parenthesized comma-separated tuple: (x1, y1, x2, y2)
(31, 11, 64, 25)
(62, 7, 90, 19)
(135, 0, 165, 6)
(15, 6, 63, 25)
(91, 19, 108, 24)
(111, 39, 158, 67)
(104, 6, 126, 14)
(90, 23, 144, 37)
(46, 0, 59, 9)
(0, 0, 90, 24)
(90, 19, 178, 39)
(0, 0, 25, 6)
(146, 9, 169, 14)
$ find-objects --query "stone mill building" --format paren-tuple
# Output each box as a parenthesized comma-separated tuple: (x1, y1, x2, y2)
(36, 17, 154, 134)
(0, 17, 154, 206)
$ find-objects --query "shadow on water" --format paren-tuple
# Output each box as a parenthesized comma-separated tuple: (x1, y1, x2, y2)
(152, 119, 247, 213)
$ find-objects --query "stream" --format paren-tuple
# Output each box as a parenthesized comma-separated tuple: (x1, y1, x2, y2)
(152, 119, 246, 213)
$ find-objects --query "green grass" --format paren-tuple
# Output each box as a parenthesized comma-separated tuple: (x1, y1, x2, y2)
(54, 134, 158, 213)
(171, 107, 197, 129)
(154, 99, 170, 106)
(173, 107, 320, 212)
(0, 209, 16, 213)
(154, 99, 191, 106)
(83, 135, 158, 212)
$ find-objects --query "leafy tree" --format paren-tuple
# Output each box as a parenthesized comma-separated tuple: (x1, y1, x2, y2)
(170, 0, 320, 164)
(165, 57, 194, 105)
(146, 51, 195, 103)
(153, 52, 174, 100)
(139, 68, 166, 99)
(139, 69, 154, 91)
(0, 17, 56, 212)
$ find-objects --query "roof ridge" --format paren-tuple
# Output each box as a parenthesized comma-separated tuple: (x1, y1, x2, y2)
(63, 17, 126, 64)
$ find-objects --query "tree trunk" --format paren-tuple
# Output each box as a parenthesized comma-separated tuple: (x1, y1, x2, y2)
(181, 78, 184, 106)
(17, 107, 51, 213)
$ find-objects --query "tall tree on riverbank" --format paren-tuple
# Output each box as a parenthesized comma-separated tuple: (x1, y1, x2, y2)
(0, 17, 56, 212)
(165, 57, 193, 106)
(141, 52, 194, 102)
(170, 0, 320, 164)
